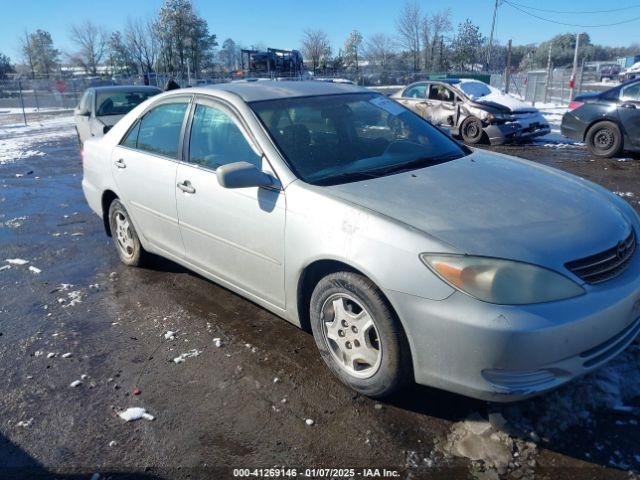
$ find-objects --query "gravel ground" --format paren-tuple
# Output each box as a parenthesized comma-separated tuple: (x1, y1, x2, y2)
(1, 115, 640, 480)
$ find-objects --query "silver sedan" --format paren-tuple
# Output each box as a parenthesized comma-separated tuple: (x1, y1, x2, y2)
(81, 80, 640, 401)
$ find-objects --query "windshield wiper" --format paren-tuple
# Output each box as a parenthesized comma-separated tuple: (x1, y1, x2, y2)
(315, 153, 464, 186)
(357, 153, 463, 177)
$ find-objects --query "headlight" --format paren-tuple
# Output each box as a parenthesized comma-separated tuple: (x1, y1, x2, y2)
(486, 113, 512, 123)
(420, 254, 585, 305)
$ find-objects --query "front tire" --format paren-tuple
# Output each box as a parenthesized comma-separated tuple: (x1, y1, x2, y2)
(309, 271, 412, 398)
(108, 199, 145, 267)
(585, 121, 623, 158)
(460, 116, 485, 144)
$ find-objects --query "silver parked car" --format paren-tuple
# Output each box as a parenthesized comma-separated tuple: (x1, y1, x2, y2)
(74, 85, 161, 147)
(392, 79, 550, 145)
(82, 81, 640, 401)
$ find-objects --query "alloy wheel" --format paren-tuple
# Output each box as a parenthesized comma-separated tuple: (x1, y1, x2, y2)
(114, 211, 135, 259)
(321, 293, 382, 379)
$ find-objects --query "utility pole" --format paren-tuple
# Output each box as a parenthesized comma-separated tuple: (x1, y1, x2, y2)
(544, 43, 553, 103)
(504, 39, 512, 93)
(486, 0, 499, 71)
(569, 32, 581, 100)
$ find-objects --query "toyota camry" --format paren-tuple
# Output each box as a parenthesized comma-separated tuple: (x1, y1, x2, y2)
(81, 80, 640, 401)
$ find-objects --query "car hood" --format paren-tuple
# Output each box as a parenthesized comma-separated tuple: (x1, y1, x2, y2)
(474, 91, 537, 113)
(322, 150, 631, 270)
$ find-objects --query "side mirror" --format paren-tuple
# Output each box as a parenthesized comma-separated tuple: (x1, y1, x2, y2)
(103, 125, 113, 134)
(216, 161, 275, 189)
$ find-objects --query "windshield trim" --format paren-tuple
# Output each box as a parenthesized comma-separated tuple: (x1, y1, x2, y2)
(249, 92, 470, 186)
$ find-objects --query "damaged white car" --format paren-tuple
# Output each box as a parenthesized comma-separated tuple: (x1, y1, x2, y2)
(393, 78, 550, 145)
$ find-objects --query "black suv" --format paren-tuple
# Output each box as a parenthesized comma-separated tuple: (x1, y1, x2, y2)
(561, 79, 640, 158)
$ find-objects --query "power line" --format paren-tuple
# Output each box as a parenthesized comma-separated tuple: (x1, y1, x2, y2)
(503, 1, 640, 27)
(506, 1, 640, 15)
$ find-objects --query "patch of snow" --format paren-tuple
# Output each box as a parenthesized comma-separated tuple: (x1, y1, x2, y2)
(164, 330, 176, 340)
(28, 265, 41, 274)
(441, 412, 537, 476)
(305, 418, 314, 426)
(69, 380, 82, 387)
(0, 115, 76, 165)
(61, 352, 72, 358)
(5, 258, 28, 265)
(615, 191, 635, 198)
(172, 349, 202, 364)
(47, 352, 56, 358)
(0, 265, 10, 272)
(16, 418, 34, 427)
(108, 440, 117, 447)
(0, 216, 27, 228)
(118, 407, 155, 422)
(61, 290, 84, 308)
(213, 337, 223, 347)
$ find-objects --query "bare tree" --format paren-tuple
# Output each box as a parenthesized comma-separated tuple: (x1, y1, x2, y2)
(20, 30, 60, 78)
(363, 33, 396, 70)
(428, 9, 452, 71)
(300, 29, 331, 74)
(343, 30, 363, 76)
(125, 18, 158, 74)
(396, 0, 422, 72)
(69, 20, 108, 75)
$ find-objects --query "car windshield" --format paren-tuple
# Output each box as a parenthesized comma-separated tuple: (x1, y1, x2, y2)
(96, 90, 158, 116)
(250, 93, 467, 185)
(458, 81, 492, 100)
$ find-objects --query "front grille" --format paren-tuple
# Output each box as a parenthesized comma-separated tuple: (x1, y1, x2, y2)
(565, 229, 636, 284)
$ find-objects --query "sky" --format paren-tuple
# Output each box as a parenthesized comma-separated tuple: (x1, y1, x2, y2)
(0, 0, 639, 61)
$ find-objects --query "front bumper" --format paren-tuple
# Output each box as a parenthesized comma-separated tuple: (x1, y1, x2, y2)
(485, 121, 551, 145)
(385, 249, 640, 402)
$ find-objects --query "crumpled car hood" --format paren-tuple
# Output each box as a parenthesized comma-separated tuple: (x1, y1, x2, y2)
(475, 91, 537, 113)
(323, 150, 630, 270)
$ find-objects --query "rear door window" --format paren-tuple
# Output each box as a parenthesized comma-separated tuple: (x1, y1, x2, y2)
(124, 103, 188, 159)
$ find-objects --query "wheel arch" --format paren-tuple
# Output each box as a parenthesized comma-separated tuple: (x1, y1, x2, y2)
(101, 189, 119, 236)
(296, 258, 401, 335)
(582, 116, 623, 142)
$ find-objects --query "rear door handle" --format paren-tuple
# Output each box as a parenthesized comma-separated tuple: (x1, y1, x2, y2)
(177, 180, 196, 194)
(114, 158, 126, 169)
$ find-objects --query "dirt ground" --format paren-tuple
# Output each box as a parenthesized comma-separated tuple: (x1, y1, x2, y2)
(1, 114, 640, 480)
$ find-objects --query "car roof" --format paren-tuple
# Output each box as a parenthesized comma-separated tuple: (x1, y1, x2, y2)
(91, 85, 162, 93)
(196, 80, 370, 102)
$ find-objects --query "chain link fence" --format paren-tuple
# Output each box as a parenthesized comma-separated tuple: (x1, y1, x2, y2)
(490, 66, 616, 107)
(0, 74, 227, 124)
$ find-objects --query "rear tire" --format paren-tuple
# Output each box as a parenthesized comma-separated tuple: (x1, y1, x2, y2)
(309, 271, 412, 398)
(460, 116, 485, 144)
(586, 121, 623, 158)
(108, 199, 146, 267)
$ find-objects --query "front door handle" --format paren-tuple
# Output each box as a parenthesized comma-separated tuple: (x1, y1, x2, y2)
(177, 180, 196, 194)
(621, 102, 637, 109)
(115, 158, 126, 169)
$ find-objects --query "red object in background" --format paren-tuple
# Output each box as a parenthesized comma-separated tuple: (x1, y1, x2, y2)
(55, 80, 66, 93)
(568, 101, 584, 111)
(569, 78, 575, 89)
(133, 388, 141, 396)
